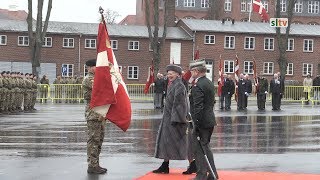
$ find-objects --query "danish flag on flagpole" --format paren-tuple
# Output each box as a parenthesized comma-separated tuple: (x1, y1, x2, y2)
(234, 55, 240, 101)
(90, 20, 132, 132)
(252, 0, 269, 21)
(217, 55, 224, 96)
(144, 63, 154, 94)
(252, 57, 259, 94)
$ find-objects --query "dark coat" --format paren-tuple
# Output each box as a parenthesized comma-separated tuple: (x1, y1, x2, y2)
(257, 77, 268, 94)
(270, 79, 284, 94)
(223, 78, 235, 95)
(154, 77, 188, 160)
(154, 78, 165, 93)
(190, 76, 216, 129)
(237, 79, 247, 94)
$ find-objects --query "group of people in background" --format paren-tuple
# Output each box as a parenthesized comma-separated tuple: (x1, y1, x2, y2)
(303, 74, 320, 105)
(0, 71, 37, 114)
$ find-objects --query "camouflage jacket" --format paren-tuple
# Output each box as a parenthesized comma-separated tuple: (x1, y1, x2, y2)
(82, 72, 102, 121)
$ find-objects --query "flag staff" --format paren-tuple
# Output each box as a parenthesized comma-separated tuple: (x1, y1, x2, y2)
(249, 0, 253, 22)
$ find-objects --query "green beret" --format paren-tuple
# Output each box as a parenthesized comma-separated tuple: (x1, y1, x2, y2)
(189, 59, 206, 69)
(166, 64, 182, 75)
(85, 59, 96, 67)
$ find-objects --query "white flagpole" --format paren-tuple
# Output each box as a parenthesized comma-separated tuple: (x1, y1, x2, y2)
(249, 0, 253, 22)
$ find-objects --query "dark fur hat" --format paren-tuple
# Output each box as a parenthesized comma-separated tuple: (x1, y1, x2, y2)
(166, 64, 182, 75)
(85, 59, 96, 67)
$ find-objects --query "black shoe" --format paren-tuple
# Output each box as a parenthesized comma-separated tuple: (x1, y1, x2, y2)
(87, 166, 107, 174)
(99, 166, 107, 172)
(182, 160, 197, 175)
(152, 161, 169, 174)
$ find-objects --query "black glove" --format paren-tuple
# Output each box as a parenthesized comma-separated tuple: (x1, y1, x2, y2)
(171, 122, 179, 126)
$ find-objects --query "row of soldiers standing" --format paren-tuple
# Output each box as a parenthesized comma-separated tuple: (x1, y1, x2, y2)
(0, 71, 37, 114)
(50, 75, 83, 103)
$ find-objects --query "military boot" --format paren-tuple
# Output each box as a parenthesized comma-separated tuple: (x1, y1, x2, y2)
(87, 166, 107, 174)
(152, 161, 169, 174)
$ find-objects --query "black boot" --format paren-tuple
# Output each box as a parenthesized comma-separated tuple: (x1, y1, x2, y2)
(152, 161, 169, 174)
(182, 160, 197, 174)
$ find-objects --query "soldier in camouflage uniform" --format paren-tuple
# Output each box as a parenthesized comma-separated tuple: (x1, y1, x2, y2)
(1, 71, 9, 113)
(0, 72, 3, 113)
(40, 75, 49, 103)
(23, 73, 32, 111)
(53, 76, 63, 103)
(82, 59, 107, 174)
(4, 72, 12, 113)
(16, 73, 25, 111)
(30, 75, 38, 110)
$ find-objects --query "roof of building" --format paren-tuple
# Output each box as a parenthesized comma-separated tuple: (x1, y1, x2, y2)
(118, 15, 137, 25)
(0, 8, 28, 20)
(180, 19, 320, 37)
(0, 19, 192, 40)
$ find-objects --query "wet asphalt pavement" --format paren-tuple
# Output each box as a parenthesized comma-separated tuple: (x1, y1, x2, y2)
(0, 102, 320, 180)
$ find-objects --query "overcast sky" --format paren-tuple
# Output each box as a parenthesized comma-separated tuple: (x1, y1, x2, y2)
(0, 0, 136, 23)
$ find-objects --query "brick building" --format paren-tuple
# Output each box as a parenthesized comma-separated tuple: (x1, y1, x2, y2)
(131, 0, 320, 26)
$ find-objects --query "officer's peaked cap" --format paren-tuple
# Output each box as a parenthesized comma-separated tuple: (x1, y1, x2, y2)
(85, 59, 96, 67)
(189, 59, 206, 69)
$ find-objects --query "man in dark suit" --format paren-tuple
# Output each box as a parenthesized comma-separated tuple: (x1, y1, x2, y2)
(270, 73, 284, 110)
(244, 74, 252, 109)
(189, 60, 219, 180)
(224, 75, 235, 110)
(237, 74, 247, 110)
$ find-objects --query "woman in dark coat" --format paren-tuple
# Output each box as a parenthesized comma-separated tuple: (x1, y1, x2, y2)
(153, 64, 188, 174)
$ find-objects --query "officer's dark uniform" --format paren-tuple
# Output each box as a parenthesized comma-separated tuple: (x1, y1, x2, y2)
(270, 77, 284, 110)
(189, 60, 219, 180)
(244, 78, 252, 108)
(237, 78, 247, 110)
(224, 78, 235, 110)
(256, 77, 268, 110)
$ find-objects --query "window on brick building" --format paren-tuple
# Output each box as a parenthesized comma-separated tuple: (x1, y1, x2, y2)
(286, 63, 294, 75)
(280, 0, 286, 12)
(127, 66, 139, 79)
(264, 38, 274, 51)
(18, 36, 29, 46)
(247, 1, 252, 12)
(42, 37, 52, 47)
(224, 60, 234, 73)
(287, 38, 294, 51)
(201, 0, 210, 8)
(240, 0, 247, 12)
(61, 64, 74, 77)
(111, 40, 118, 50)
(224, 0, 232, 11)
(263, 62, 274, 75)
(85, 39, 96, 49)
(63, 38, 74, 48)
(302, 63, 313, 76)
(244, 37, 255, 50)
(262, 1, 268, 12)
(244, 61, 253, 74)
(176, 0, 179, 7)
(224, 36, 235, 49)
(294, 0, 303, 13)
(303, 39, 313, 52)
(184, 0, 195, 7)
(204, 35, 215, 44)
(308, 1, 320, 14)
(128, 41, 139, 50)
(0, 35, 7, 45)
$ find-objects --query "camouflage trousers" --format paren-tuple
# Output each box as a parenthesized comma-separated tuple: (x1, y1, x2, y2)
(87, 120, 106, 168)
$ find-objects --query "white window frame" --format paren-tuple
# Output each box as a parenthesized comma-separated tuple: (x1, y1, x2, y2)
(128, 41, 139, 50)
(244, 37, 255, 50)
(294, 0, 303, 13)
(302, 63, 313, 76)
(111, 40, 118, 50)
(201, 0, 210, 8)
(262, 1, 268, 12)
(224, 36, 235, 49)
(280, 0, 286, 12)
(204, 35, 215, 44)
(241, 0, 247, 12)
(247, 1, 252, 12)
(0, 35, 7, 45)
(184, 0, 195, 7)
(308, 1, 320, 14)
(42, 37, 52, 47)
(224, 0, 232, 11)
(303, 39, 313, 52)
(287, 38, 294, 51)
(286, 63, 294, 75)
(61, 64, 74, 77)
(127, 66, 139, 79)
(63, 38, 74, 48)
(263, 62, 274, 75)
(264, 38, 274, 51)
(224, 60, 234, 73)
(85, 39, 96, 49)
(244, 61, 254, 74)
(18, 36, 29, 46)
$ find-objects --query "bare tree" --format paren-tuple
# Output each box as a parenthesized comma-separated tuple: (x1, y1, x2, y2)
(27, 0, 53, 76)
(208, 0, 222, 20)
(145, 0, 174, 76)
(275, 0, 296, 81)
(104, 9, 120, 24)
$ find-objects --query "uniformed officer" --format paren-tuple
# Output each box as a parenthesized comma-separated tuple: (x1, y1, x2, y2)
(189, 60, 219, 180)
(82, 59, 107, 174)
(237, 74, 247, 110)
(270, 73, 284, 110)
(256, 73, 268, 110)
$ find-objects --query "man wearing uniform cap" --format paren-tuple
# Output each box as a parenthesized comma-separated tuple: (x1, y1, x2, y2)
(189, 59, 219, 180)
(153, 64, 189, 174)
(82, 59, 107, 174)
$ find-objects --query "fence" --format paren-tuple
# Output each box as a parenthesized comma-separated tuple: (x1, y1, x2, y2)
(37, 84, 320, 105)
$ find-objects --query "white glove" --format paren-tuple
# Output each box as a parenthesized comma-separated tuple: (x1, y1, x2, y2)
(265, 91, 268, 94)
(245, 92, 248, 95)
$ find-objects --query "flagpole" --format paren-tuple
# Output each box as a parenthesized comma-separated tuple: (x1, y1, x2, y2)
(249, 0, 253, 22)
